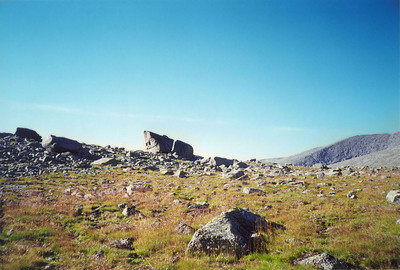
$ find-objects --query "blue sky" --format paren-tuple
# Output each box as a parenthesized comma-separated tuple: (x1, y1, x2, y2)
(1, 0, 399, 160)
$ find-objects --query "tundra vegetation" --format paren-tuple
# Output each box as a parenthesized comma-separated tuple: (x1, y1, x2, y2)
(0, 163, 399, 269)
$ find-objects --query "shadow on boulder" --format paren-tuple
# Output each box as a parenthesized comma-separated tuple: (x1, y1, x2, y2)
(186, 207, 285, 257)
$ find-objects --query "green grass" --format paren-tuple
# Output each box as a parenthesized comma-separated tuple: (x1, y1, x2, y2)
(0, 167, 399, 269)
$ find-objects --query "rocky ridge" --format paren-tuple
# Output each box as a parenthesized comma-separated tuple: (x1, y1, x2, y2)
(261, 132, 400, 168)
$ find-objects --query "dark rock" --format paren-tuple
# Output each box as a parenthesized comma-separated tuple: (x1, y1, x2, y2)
(173, 140, 194, 159)
(174, 170, 186, 178)
(223, 170, 244, 179)
(235, 162, 248, 169)
(210, 157, 234, 167)
(74, 205, 84, 217)
(186, 207, 280, 256)
(15, 127, 42, 142)
(42, 135, 83, 154)
(143, 131, 174, 153)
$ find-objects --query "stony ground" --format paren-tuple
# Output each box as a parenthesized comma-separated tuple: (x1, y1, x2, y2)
(1, 161, 399, 269)
(0, 133, 400, 269)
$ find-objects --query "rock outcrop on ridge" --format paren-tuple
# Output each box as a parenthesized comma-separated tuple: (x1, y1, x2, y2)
(15, 127, 42, 142)
(143, 131, 174, 154)
(42, 135, 84, 154)
(0, 128, 245, 179)
(143, 131, 194, 159)
(261, 132, 400, 168)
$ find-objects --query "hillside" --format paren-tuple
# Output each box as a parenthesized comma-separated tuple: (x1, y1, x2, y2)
(331, 145, 400, 168)
(261, 132, 400, 167)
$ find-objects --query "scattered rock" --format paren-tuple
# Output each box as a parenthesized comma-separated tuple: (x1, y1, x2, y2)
(90, 250, 105, 260)
(133, 266, 155, 270)
(386, 190, 400, 203)
(288, 238, 304, 245)
(188, 202, 209, 209)
(160, 168, 174, 175)
(74, 205, 84, 217)
(243, 187, 266, 195)
(7, 227, 14, 236)
(175, 222, 195, 235)
(347, 191, 357, 199)
(91, 157, 118, 166)
(235, 162, 248, 169)
(223, 170, 244, 179)
(295, 252, 354, 270)
(127, 182, 153, 195)
(121, 205, 145, 218)
(174, 170, 186, 178)
(105, 238, 134, 250)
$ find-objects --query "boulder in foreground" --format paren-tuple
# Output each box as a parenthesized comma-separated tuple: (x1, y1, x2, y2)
(186, 207, 282, 257)
(42, 135, 83, 154)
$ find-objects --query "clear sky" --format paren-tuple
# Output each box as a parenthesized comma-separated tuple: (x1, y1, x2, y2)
(1, 0, 399, 160)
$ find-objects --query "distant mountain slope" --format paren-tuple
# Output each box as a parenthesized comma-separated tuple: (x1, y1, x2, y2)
(331, 145, 400, 168)
(261, 132, 400, 167)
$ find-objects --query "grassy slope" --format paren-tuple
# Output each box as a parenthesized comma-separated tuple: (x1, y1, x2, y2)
(0, 165, 399, 269)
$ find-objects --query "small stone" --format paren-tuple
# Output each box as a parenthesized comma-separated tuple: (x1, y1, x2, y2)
(175, 222, 195, 235)
(243, 187, 266, 195)
(118, 203, 127, 209)
(296, 252, 353, 270)
(222, 170, 244, 179)
(160, 168, 174, 175)
(74, 205, 84, 217)
(90, 250, 105, 260)
(386, 190, 400, 203)
(84, 194, 94, 200)
(347, 191, 357, 199)
(91, 157, 118, 166)
(7, 228, 14, 236)
(188, 202, 209, 209)
(106, 238, 134, 250)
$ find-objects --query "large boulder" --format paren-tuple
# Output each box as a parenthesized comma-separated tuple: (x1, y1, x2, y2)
(15, 127, 42, 142)
(209, 157, 234, 167)
(173, 140, 194, 159)
(186, 207, 273, 256)
(42, 135, 83, 154)
(143, 131, 174, 153)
